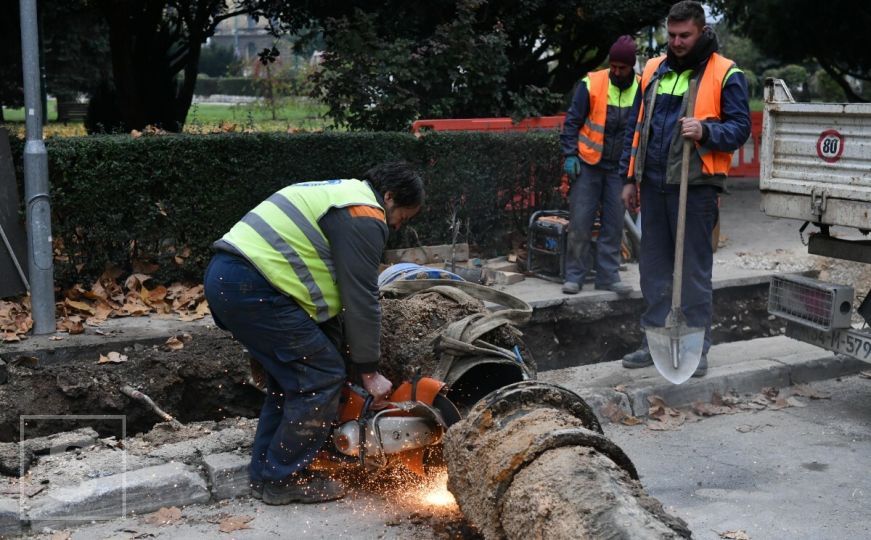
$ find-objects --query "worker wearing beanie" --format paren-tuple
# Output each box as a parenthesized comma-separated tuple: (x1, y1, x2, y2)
(559, 35, 640, 295)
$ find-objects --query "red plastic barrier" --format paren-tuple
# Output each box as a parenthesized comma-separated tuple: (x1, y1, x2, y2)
(411, 111, 762, 178)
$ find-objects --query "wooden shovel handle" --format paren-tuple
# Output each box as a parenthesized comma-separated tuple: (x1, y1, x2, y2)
(671, 79, 698, 312)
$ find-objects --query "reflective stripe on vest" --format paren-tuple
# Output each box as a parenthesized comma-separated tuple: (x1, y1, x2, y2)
(578, 69, 639, 165)
(628, 53, 739, 179)
(220, 179, 384, 321)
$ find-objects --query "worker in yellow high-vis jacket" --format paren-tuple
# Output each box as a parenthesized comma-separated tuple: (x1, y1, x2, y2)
(204, 162, 424, 505)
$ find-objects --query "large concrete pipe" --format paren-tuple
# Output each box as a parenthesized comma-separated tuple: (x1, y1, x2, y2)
(444, 381, 692, 539)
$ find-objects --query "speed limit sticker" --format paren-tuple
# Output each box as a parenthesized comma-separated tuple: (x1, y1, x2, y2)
(816, 129, 844, 163)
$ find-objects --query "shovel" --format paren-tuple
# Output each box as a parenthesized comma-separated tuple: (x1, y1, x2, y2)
(646, 79, 704, 385)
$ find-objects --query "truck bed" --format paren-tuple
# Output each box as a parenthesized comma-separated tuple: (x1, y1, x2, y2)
(759, 79, 871, 231)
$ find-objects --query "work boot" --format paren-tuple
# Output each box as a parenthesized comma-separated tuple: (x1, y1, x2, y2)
(595, 281, 632, 295)
(262, 472, 346, 505)
(622, 348, 653, 369)
(692, 354, 708, 378)
(562, 281, 580, 295)
(250, 481, 263, 500)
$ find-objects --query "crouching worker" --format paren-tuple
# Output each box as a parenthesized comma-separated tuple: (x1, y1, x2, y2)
(204, 162, 424, 504)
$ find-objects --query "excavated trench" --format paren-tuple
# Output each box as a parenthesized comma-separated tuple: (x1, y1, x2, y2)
(525, 281, 780, 370)
(0, 281, 776, 443)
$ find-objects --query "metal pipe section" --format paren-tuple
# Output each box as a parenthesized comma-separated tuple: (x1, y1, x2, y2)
(19, 0, 55, 334)
(444, 381, 691, 539)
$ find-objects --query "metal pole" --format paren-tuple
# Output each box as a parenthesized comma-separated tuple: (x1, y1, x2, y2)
(19, 0, 55, 334)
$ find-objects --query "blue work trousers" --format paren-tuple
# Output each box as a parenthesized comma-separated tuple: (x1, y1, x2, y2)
(203, 252, 346, 484)
(565, 162, 624, 286)
(639, 168, 719, 353)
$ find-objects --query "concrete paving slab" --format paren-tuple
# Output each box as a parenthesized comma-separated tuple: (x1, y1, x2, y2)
(203, 452, 250, 500)
(27, 462, 209, 530)
(0, 496, 21, 536)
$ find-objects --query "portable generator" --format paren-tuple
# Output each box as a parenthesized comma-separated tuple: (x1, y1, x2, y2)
(527, 210, 601, 282)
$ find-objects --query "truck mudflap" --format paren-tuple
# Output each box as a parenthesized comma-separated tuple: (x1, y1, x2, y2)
(786, 322, 871, 363)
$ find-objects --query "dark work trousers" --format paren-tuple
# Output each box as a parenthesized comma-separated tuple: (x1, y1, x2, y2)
(639, 165, 719, 353)
(203, 251, 346, 485)
(565, 162, 625, 286)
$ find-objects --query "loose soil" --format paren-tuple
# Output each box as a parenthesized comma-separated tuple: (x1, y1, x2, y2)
(0, 328, 261, 442)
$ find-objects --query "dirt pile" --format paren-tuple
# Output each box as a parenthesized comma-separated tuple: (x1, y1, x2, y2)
(0, 329, 262, 442)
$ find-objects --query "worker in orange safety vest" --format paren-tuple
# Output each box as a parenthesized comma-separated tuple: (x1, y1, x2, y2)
(559, 35, 640, 296)
(618, 1, 751, 378)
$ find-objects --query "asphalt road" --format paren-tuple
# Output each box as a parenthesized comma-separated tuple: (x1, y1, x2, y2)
(607, 373, 871, 540)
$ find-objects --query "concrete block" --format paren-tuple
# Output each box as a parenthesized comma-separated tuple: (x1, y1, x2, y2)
(485, 270, 525, 286)
(28, 462, 209, 529)
(578, 389, 633, 425)
(204, 452, 250, 500)
(626, 359, 791, 416)
(0, 497, 22, 536)
(22, 427, 99, 455)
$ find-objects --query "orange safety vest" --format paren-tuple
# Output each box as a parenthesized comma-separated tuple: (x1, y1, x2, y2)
(628, 52, 737, 180)
(578, 69, 639, 165)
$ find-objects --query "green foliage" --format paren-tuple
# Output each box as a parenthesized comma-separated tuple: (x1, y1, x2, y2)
(763, 65, 809, 97)
(198, 45, 238, 77)
(810, 69, 846, 102)
(262, 0, 672, 130)
(8, 131, 563, 287)
(713, 0, 871, 102)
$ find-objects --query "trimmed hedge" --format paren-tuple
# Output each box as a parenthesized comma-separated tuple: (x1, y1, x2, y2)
(10, 131, 563, 287)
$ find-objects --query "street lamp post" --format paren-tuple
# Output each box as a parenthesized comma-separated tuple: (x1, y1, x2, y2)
(19, 0, 55, 334)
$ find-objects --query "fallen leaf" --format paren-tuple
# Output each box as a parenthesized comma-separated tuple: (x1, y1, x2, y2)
(64, 298, 96, 315)
(859, 371, 871, 379)
(219, 515, 253, 533)
(143, 506, 182, 526)
(719, 530, 751, 540)
(692, 400, 735, 416)
(165, 336, 184, 351)
(600, 400, 628, 423)
(98, 351, 128, 364)
(613, 384, 627, 393)
(49, 335, 64, 341)
(621, 415, 643, 426)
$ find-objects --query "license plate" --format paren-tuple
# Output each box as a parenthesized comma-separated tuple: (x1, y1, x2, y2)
(787, 323, 871, 362)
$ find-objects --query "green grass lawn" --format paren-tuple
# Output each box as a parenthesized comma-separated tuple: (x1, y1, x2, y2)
(1, 97, 329, 132)
(2, 99, 58, 122)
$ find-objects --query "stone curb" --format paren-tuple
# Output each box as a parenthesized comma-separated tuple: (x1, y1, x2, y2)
(27, 462, 210, 530)
(577, 352, 866, 423)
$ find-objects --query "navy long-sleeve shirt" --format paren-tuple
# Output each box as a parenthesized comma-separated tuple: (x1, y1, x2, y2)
(319, 196, 389, 374)
(619, 57, 750, 183)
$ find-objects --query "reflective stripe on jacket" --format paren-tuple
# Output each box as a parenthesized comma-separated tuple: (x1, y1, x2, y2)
(628, 52, 743, 185)
(218, 179, 385, 322)
(577, 69, 639, 165)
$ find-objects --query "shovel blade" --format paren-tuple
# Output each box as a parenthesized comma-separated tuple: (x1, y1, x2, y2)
(645, 325, 705, 384)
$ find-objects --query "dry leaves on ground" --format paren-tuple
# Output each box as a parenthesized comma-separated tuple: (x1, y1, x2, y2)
(3, 267, 211, 342)
(647, 395, 687, 430)
(165, 332, 193, 351)
(1, 299, 33, 342)
(143, 506, 182, 526)
(600, 400, 642, 426)
(219, 515, 254, 533)
(98, 352, 128, 364)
